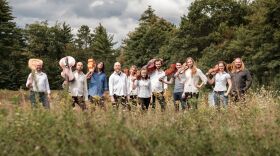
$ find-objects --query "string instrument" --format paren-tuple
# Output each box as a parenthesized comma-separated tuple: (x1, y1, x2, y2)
(135, 70, 141, 80)
(27, 59, 43, 90)
(59, 56, 75, 82)
(87, 58, 96, 72)
(206, 64, 219, 76)
(178, 63, 189, 74)
(142, 58, 157, 75)
(164, 64, 177, 76)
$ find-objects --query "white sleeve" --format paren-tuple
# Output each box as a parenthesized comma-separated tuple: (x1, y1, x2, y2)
(84, 77, 88, 101)
(163, 76, 168, 90)
(45, 75, 51, 94)
(124, 76, 128, 96)
(198, 69, 207, 85)
(109, 75, 114, 96)
(26, 73, 32, 87)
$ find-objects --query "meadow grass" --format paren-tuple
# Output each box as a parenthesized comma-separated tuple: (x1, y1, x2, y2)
(0, 88, 279, 156)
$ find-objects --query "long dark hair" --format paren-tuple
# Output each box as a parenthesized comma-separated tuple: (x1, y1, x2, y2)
(95, 62, 105, 73)
(140, 68, 149, 80)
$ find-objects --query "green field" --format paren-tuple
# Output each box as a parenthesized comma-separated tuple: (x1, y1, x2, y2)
(0, 89, 279, 156)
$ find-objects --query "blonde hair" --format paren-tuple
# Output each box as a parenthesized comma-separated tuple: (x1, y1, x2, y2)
(186, 57, 197, 76)
(231, 58, 245, 73)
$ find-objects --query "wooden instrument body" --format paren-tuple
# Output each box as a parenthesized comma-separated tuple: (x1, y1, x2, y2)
(87, 59, 96, 73)
(27, 59, 43, 88)
(59, 56, 76, 82)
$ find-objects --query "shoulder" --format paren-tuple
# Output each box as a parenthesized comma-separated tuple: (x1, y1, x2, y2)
(243, 69, 251, 74)
(196, 68, 204, 75)
(224, 72, 231, 78)
(41, 72, 48, 77)
(109, 73, 115, 78)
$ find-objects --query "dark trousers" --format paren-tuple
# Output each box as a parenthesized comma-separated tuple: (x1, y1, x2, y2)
(182, 92, 199, 109)
(152, 92, 166, 111)
(231, 90, 245, 103)
(72, 96, 86, 110)
(130, 95, 138, 106)
(139, 97, 151, 110)
(113, 95, 130, 110)
(89, 96, 105, 108)
(30, 91, 49, 109)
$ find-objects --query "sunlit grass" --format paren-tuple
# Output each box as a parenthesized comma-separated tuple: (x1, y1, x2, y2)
(0, 88, 279, 155)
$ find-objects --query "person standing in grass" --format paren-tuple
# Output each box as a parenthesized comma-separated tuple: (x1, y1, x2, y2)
(127, 65, 138, 107)
(133, 68, 152, 110)
(208, 61, 232, 108)
(230, 58, 252, 102)
(87, 62, 108, 109)
(65, 62, 88, 110)
(26, 61, 51, 109)
(109, 62, 130, 110)
(181, 57, 207, 109)
(150, 59, 167, 111)
(161, 62, 187, 111)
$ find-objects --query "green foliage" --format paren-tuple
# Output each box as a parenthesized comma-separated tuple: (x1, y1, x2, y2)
(0, 89, 279, 155)
(122, 6, 175, 67)
(0, 0, 280, 89)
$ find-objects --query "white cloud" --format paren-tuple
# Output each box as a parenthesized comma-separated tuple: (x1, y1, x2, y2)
(90, 1, 104, 8)
(8, 0, 194, 47)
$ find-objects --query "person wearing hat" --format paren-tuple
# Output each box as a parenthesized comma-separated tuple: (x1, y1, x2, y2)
(26, 60, 51, 108)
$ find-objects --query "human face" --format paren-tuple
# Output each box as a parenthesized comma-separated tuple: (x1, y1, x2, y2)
(155, 61, 162, 69)
(141, 69, 147, 78)
(234, 58, 242, 69)
(114, 62, 121, 72)
(218, 63, 225, 72)
(36, 64, 42, 72)
(97, 62, 104, 70)
(130, 67, 136, 75)
(187, 59, 193, 68)
(76, 62, 83, 71)
(176, 63, 182, 70)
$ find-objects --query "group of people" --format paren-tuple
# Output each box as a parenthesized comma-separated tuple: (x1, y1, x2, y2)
(25, 57, 252, 111)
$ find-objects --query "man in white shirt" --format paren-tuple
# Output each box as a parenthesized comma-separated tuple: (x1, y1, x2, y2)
(26, 61, 51, 108)
(150, 59, 167, 111)
(65, 62, 88, 110)
(109, 62, 130, 110)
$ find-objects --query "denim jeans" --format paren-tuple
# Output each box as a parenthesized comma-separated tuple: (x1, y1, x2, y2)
(173, 92, 186, 111)
(30, 91, 49, 109)
(213, 91, 228, 108)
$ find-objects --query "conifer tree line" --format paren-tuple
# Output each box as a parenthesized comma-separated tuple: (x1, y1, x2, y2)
(0, 0, 279, 90)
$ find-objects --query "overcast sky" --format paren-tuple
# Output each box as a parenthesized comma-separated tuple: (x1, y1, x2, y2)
(9, 0, 194, 47)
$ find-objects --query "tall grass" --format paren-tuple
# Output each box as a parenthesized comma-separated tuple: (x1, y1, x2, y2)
(0, 88, 279, 156)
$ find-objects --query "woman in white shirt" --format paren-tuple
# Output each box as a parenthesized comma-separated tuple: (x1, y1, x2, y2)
(208, 61, 232, 108)
(127, 65, 138, 106)
(133, 68, 152, 110)
(182, 57, 207, 109)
